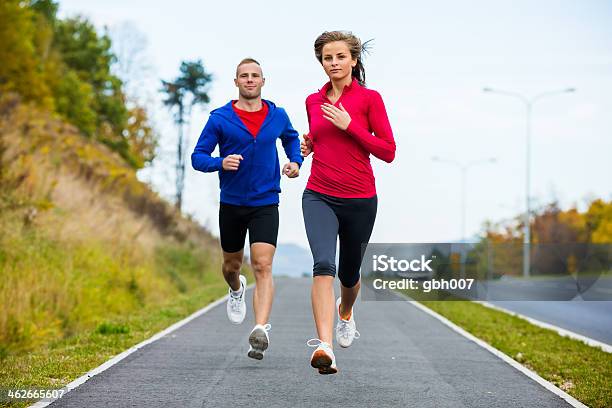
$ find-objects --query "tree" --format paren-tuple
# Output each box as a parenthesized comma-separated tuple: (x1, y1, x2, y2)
(53, 16, 128, 136)
(123, 105, 158, 169)
(161, 60, 212, 211)
(0, 1, 157, 170)
(585, 199, 612, 244)
(109, 22, 153, 102)
(0, 0, 54, 107)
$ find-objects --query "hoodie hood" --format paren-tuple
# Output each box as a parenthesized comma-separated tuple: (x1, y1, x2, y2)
(211, 99, 278, 132)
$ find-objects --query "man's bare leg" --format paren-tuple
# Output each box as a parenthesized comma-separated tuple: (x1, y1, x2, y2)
(249, 242, 275, 325)
(222, 249, 243, 291)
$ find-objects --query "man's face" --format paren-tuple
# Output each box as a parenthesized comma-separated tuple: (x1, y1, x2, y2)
(234, 63, 265, 100)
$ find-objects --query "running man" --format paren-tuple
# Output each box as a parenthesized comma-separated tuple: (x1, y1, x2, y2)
(191, 58, 303, 360)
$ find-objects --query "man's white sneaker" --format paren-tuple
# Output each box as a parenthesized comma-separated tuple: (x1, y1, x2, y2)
(248, 324, 271, 360)
(307, 339, 337, 375)
(227, 275, 247, 324)
(335, 297, 360, 348)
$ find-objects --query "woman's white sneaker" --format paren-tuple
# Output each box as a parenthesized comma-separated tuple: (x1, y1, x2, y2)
(248, 323, 271, 360)
(227, 275, 247, 324)
(335, 297, 360, 348)
(307, 339, 337, 375)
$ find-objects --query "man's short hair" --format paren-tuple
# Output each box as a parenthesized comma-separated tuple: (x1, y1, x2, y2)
(236, 58, 262, 77)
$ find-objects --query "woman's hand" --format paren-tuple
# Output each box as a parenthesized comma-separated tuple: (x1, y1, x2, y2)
(321, 102, 351, 130)
(301, 134, 313, 157)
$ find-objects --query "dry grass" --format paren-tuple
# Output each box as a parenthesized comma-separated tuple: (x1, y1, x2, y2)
(42, 171, 164, 255)
(0, 94, 223, 356)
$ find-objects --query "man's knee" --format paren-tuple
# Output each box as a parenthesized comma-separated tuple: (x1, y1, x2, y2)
(251, 256, 272, 276)
(223, 257, 242, 273)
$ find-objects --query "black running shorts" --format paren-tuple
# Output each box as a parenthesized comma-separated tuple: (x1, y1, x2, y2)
(219, 203, 279, 253)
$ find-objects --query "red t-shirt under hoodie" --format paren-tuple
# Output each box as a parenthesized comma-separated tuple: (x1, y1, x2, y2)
(305, 78, 396, 198)
(232, 100, 269, 137)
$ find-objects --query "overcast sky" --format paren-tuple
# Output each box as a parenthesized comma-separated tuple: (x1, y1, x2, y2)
(59, 0, 612, 248)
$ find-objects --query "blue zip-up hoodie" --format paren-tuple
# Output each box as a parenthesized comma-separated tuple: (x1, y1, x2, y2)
(191, 100, 303, 206)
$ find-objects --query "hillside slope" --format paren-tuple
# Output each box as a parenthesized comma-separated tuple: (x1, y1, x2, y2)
(0, 94, 224, 355)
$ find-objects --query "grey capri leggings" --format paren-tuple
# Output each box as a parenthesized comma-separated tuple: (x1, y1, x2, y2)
(302, 188, 377, 288)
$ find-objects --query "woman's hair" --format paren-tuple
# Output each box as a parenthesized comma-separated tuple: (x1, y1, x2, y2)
(314, 31, 372, 86)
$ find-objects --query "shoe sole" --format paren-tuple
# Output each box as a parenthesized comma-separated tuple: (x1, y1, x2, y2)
(310, 350, 337, 375)
(337, 340, 353, 348)
(247, 328, 268, 360)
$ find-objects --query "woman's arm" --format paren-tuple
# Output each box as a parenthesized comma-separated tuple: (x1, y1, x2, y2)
(345, 91, 396, 163)
(302, 100, 314, 157)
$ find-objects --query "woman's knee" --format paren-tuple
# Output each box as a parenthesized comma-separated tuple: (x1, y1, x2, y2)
(313, 259, 336, 277)
(338, 270, 360, 288)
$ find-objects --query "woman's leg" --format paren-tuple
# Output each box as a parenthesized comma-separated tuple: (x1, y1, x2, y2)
(337, 195, 378, 317)
(302, 190, 339, 346)
(339, 281, 361, 320)
(311, 276, 335, 345)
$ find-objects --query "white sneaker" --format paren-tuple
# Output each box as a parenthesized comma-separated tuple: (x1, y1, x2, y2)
(227, 275, 247, 324)
(335, 297, 360, 348)
(248, 323, 271, 360)
(307, 339, 337, 375)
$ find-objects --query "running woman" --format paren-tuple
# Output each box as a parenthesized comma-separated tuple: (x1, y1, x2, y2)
(301, 31, 396, 374)
(191, 58, 303, 360)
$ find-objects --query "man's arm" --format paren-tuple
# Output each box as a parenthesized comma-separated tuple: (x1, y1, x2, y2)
(279, 109, 304, 168)
(191, 116, 224, 172)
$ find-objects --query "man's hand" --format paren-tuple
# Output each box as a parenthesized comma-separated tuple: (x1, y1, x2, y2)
(301, 134, 313, 157)
(321, 102, 351, 130)
(282, 162, 299, 178)
(222, 154, 243, 171)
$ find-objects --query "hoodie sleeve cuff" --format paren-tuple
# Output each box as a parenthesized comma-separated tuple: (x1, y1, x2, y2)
(290, 156, 303, 168)
(215, 157, 224, 172)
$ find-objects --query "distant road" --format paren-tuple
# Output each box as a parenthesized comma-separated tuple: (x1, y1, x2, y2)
(490, 299, 612, 345)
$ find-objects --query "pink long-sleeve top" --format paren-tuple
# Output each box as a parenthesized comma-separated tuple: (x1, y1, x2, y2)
(305, 78, 396, 198)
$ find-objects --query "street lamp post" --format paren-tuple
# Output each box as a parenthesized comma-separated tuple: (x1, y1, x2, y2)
(483, 87, 575, 277)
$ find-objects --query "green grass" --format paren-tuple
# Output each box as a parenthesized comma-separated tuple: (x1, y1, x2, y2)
(0, 224, 219, 351)
(414, 297, 612, 408)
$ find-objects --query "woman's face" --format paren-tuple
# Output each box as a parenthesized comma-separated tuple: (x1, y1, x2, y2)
(321, 41, 357, 82)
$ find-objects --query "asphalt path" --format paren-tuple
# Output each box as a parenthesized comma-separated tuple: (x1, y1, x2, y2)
(48, 277, 574, 408)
